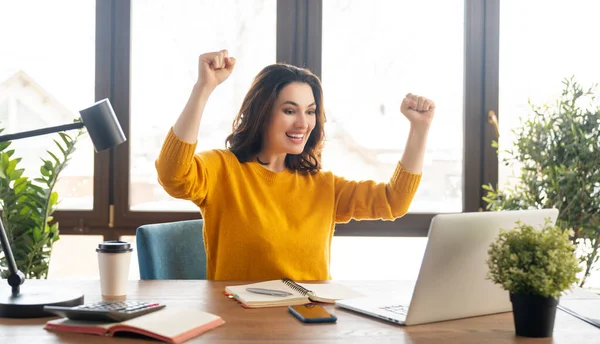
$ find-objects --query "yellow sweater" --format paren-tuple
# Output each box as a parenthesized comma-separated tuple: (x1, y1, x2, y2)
(156, 129, 422, 280)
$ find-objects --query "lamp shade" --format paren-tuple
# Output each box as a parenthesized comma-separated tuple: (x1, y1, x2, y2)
(79, 98, 126, 152)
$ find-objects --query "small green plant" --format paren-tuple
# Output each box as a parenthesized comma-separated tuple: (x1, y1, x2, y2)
(0, 122, 84, 279)
(486, 220, 581, 299)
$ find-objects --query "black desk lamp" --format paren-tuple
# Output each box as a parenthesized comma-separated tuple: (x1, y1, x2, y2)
(0, 98, 126, 318)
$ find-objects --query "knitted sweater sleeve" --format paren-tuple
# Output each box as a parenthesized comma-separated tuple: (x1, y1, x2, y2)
(155, 128, 225, 205)
(333, 163, 422, 223)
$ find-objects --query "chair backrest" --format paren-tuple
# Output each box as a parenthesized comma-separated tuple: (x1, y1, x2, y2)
(136, 219, 206, 280)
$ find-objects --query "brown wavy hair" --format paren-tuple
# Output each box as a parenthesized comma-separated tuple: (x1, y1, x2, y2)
(225, 63, 326, 173)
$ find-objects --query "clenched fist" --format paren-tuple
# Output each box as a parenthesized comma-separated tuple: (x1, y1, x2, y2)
(197, 49, 236, 90)
(400, 93, 435, 130)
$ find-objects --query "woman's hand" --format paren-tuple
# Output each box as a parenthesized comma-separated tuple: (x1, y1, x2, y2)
(400, 93, 435, 131)
(197, 50, 236, 91)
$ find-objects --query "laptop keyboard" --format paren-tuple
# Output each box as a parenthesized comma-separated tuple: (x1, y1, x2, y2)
(379, 304, 408, 315)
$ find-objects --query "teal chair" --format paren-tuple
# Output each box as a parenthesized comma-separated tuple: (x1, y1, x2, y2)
(136, 219, 206, 280)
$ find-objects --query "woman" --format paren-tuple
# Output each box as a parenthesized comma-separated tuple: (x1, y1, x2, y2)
(156, 49, 435, 281)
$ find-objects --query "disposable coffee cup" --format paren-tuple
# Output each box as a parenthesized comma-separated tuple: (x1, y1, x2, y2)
(96, 240, 133, 301)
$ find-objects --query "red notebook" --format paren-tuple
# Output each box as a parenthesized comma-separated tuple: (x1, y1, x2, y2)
(44, 307, 224, 343)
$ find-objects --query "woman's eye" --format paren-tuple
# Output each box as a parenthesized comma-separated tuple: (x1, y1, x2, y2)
(284, 109, 295, 115)
(308, 110, 316, 115)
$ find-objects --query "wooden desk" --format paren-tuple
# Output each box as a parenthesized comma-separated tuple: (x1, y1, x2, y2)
(0, 280, 598, 343)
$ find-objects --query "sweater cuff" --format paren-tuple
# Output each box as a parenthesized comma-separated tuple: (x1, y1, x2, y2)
(390, 162, 422, 194)
(158, 127, 198, 164)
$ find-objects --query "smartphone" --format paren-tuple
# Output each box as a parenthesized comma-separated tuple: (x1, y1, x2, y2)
(288, 304, 337, 323)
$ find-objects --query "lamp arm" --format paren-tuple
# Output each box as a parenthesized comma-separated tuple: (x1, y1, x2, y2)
(0, 218, 24, 296)
(0, 122, 84, 143)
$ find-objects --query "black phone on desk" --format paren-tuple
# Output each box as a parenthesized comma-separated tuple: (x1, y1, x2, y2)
(289, 304, 337, 323)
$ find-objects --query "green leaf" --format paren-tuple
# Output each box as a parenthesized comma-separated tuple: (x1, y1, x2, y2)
(11, 168, 24, 180)
(58, 132, 73, 146)
(47, 151, 60, 165)
(13, 177, 30, 194)
(53, 139, 67, 155)
(40, 165, 50, 177)
(49, 192, 59, 206)
(33, 226, 42, 242)
(0, 142, 11, 151)
(28, 184, 46, 195)
(6, 159, 18, 178)
(43, 159, 54, 170)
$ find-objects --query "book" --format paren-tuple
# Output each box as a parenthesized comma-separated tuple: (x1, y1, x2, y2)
(225, 278, 364, 308)
(44, 307, 224, 343)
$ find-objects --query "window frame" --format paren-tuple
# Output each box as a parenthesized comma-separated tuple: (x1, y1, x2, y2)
(52, 0, 113, 236)
(53, 0, 500, 238)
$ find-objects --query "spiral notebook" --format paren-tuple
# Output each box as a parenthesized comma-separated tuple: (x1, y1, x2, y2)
(224, 279, 363, 308)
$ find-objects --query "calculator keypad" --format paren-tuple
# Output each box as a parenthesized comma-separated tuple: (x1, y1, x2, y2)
(44, 300, 166, 322)
(76, 301, 161, 313)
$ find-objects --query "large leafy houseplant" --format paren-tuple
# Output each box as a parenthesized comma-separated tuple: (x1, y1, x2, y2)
(487, 220, 580, 337)
(0, 123, 84, 279)
(483, 77, 600, 287)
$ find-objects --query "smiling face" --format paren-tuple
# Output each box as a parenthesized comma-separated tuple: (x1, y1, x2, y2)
(226, 63, 325, 172)
(263, 82, 317, 155)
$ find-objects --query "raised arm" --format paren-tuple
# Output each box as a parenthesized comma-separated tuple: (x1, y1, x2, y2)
(173, 50, 236, 143)
(399, 93, 435, 173)
(156, 50, 235, 202)
(334, 166, 422, 223)
(334, 93, 434, 222)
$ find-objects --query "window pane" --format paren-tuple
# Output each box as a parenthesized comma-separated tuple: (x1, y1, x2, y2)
(0, 0, 96, 210)
(499, 1, 600, 188)
(322, 0, 465, 212)
(130, 0, 276, 211)
(48, 235, 106, 279)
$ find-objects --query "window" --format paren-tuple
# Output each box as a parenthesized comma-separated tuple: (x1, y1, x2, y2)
(0, 1, 502, 236)
(0, 0, 96, 210)
(322, 0, 465, 212)
(498, 0, 600, 188)
(129, 0, 277, 212)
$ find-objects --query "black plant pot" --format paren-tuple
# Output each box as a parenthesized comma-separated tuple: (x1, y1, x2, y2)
(510, 293, 559, 338)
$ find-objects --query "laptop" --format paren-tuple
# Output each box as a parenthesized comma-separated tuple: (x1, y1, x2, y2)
(335, 209, 559, 326)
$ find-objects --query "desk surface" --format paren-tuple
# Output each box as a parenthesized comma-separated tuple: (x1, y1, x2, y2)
(0, 280, 598, 343)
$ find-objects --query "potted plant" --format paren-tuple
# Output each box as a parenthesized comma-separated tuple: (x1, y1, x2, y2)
(483, 76, 600, 287)
(0, 122, 84, 279)
(486, 220, 581, 337)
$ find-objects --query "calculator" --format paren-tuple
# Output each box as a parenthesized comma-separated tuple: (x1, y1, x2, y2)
(44, 300, 166, 322)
